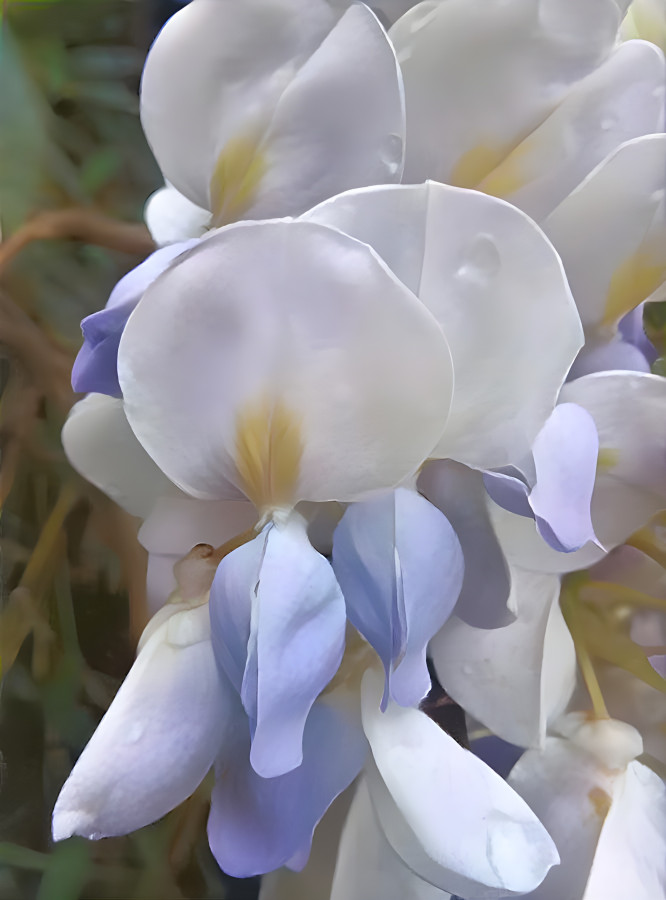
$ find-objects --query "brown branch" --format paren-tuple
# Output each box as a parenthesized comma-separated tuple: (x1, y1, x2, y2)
(0, 208, 155, 276)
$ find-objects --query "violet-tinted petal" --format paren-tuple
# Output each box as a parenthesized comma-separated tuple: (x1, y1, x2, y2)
(649, 655, 666, 678)
(418, 460, 512, 629)
(619, 303, 658, 365)
(568, 337, 652, 379)
(210, 515, 346, 778)
(208, 692, 366, 877)
(529, 403, 600, 553)
(482, 470, 532, 518)
(333, 488, 463, 708)
(72, 240, 199, 396)
(471, 736, 524, 780)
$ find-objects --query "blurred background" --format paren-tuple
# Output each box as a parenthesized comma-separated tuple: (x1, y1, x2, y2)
(0, 1, 259, 896)
(1, 2, 665, 899)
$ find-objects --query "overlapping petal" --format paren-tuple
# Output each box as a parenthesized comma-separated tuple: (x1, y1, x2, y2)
(491, 372, 666, 574)
(431, 567, 576, 748)
(208, 689, 366, 877)
(390, 0, 621, 186)
(361, 668, 560, 898)
(52, 603, 232, 840)
(118, 220, 453, 506)
(304, 180, 582, 470)
(140, 0, 404, 221)
(210, 514, 346, 778)
(332, 487, 463, 707)
(144, 183, 211, 246)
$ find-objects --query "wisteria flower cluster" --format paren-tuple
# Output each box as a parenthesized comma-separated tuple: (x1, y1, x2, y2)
(54, 0, 666, 897)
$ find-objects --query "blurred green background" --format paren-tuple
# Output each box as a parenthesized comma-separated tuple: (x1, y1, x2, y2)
(0, 2, 259, 896)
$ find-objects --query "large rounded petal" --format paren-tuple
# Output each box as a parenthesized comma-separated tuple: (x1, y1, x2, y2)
(476, 40, 666, 220)
(62, 394, 176, 519)
(52, 603, 233, 840)
(119, 220, 453, 506)
(140, 0, 404, 219)
(543, 134, 666, 333)
(304, 181, 582, 469)
(361, 668, 560, 898)
(390, 0, 621, 185)
(431, 568, 575, 748)
(330, 779, 450, 900)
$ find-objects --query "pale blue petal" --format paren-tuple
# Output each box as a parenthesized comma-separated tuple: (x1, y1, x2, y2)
(208, 693, 366, 877)
(529, 403, 600, 553)
(418, 461, 513, 629)
(210, 516, 346, 778)
(333, 489, 463, 707)
(482, 470, 532, 518)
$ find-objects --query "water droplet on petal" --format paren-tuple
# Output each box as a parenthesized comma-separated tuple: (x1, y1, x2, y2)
(457, 234, 501, 286)
(600, 116, 616, 131)
(87, 831, 103, 841)
(126, 723, 145, 744)
(380, 133, 404, 177)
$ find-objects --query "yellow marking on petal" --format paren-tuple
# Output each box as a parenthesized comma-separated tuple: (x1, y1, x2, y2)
(449, 143, 508, 189)
(235, 397, 302, 514)
(209, 135, 267, 227)
(478, 139, 533, 198)
(597, 447, 619, 472)
(603, 251, 666, 328)
(588, 786, 612, 821)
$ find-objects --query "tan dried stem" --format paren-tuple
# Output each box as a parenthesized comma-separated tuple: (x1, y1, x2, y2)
(0, 207, 155, 276)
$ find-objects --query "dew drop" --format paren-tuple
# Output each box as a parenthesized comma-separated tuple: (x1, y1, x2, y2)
(457, 233, 501, 286)
(600, 116, 616, 131)
(380, 133, 404, 177)
(126, 722, 145, 744)
(87, 831, 103, 841)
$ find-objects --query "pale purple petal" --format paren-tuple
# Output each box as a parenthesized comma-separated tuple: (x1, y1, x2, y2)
(72, 240, 198, 396)
(482, 470, 532, 518)
(529, 403, 600, 553)
(648, 655, 666, 677)
(332, 488, 463, 707)
(418, 460, 512, 629)
(208, 692, 366, 877)
(210, 515, 346, 778)
(568, 337, 652, 379)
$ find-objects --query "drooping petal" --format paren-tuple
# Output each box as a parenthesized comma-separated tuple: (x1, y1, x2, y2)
(330, 779, 451, 900)
(475, 40, 666, 220)
(140, 0, 404, 220)
(419, 460, 512, 628)
(118, 220, 453, 506)
(390, 0, 621, 186)
(430, 568, 576, 748)
(52, 604, 233, 840)
(361, 668, 560, 898)
(543, 133, 666, 334)
(62, 394, 175, 519)
(492, 372, 666, 573)
(144, 183, 211, 246)
(210, 514, 346, 778)
(332, 487, 463, 707)
(304, 180, 582, 469)
(507, 716, 656, 900)
(529, 403, 600, 553)
(208, 689, 366, 877)
(259, 789, 354, 900)
(72, 240, 200, 397)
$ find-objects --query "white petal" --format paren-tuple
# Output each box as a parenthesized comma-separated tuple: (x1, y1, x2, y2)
(304, 180, 582, 469)
(431, 567, 575, 748)
(140, 0, 404, 220)
(584, 760, 666, 900)
(543, 133, 666, 333)
(62, 394, 175, 519)
(52, 604, 233, 839)
(119, 220, 452, 506)
(243, 4, 405, 219)
(144, 183, 211, 246)
(138, 495, 256, 612)
(330, 779, 451, 900)
(361, 668, 560, 898)
(476, 40, 666, 219)
(391, 0, 621, 186)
